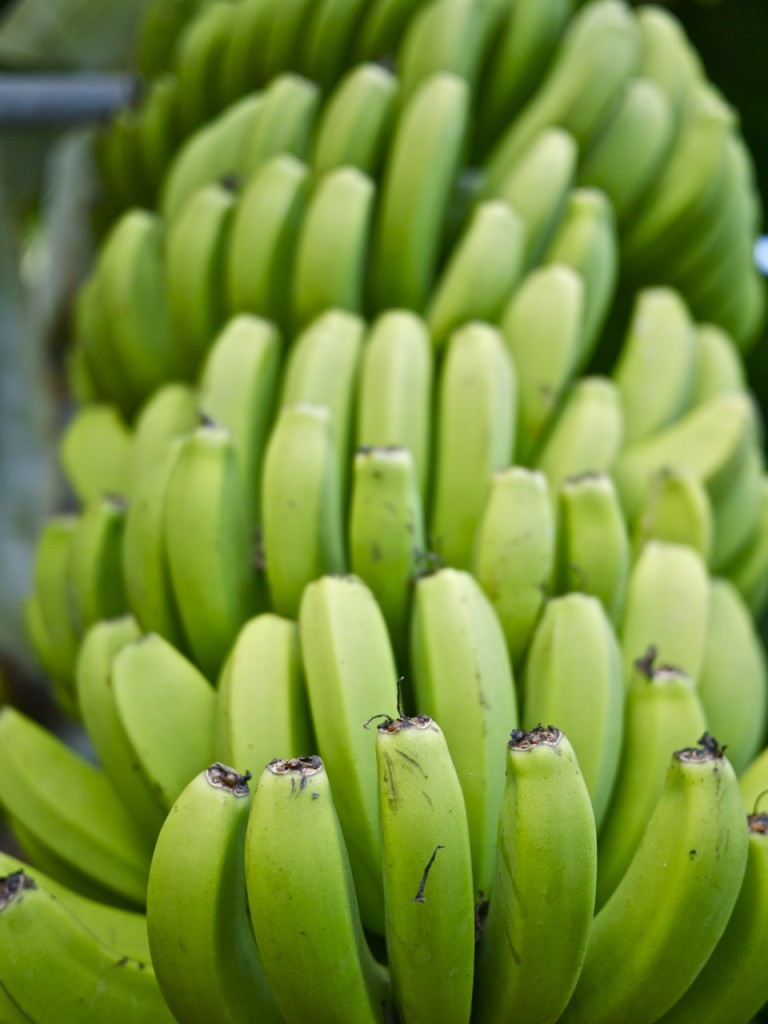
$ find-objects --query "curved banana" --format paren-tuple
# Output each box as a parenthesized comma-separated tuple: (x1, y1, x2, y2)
(473, 726, 597, 1024)
(146, 763, 281, 1024)
(173, 0, 239, 133)
(76, 616, 168, 842)
(217, 0, 277, 105)
(553, 471, 630, 624)
(70, 274, 131, 415)
(129, 380, 198, 488)
(66, 493, 128, 634)
(0, 870, 174, 1023)
(595, 653, 708, 909)
(136, 73, 180, 195)
(163, 422, 261, 679)
(110, 632, 216, 812)
(631, 465, 714, 565)
(368, 71, 470, 312)
(59, 402, 133, 505)
(260, 404, 346, 619)
(375, 714, 475, 1024)
(522, 595, 624, 830)
(311, 62, 398, 177)
(561, 737, 748, 1024)
(354, 0, 432, 59)
(499, 262, 584, 463)
(635, 3, 704, 123)
(198, 313, 282, 530)
(487, 125, 577, 269)
(241, 72, 321, 177)
(355, 309, 433, 501)
(693, 321, 747, 404)
(611, 286, 698, 446)
(291, 166, 375, 331)
(619, 539, 710, 689)
(213, 612, 313, 771)
(410, 567, 518, 899)
(725, 474, 768, 618)
(260, 0, 315, 81)
(225, 153, 310, 329)
(471, 465, 555, 668)
(245, 755, 392, 1022)
(0, 706, 153, 907)
(301, 0, 371, 90)
(165, 181, 237, 379)
(425, 198, 525, 350)
(429, 321, 516, 569)
(298, 573, 399, 934)
(348, 446, 426, 666)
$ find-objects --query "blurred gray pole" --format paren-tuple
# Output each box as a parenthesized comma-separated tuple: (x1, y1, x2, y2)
(0, 73, 138, 127)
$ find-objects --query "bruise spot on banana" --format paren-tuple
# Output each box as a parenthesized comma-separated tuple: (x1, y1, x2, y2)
(205, 761, 251, 797)
(412, 845, 445, 904)
(0, 869, 35, 910)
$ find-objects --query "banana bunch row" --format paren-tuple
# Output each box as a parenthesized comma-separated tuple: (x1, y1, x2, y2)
(81, 0, 765, 425)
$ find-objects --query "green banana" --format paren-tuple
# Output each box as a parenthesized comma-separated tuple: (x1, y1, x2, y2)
(58, 402, 133, 505)
(0, 870, 174, 1023)
(173, 0, 239, 133)
(136, 73, 180, 195)
(110, 632, 216, 812)
(165, 180, 237, 379)
(217, 0, 277, 105)
(241, 72, 321, 177)
(697, 577, 768, 775)
(631, 465, 714, 565)
(611, 286, 698, 446)
(499, 261, 584, 463)
(260, 404, 346, 619)
(260, 0, 314, 81)
(561, 736, 748, 1023)
(354, 0, 432, 59)
(298, 573, 399, 934)
(66, 493, 128, 634)
(522, 595, 624, 830)
(693, 321, 747, 404)
(725, 475, 768, 618)
(291, 166, 375, 331)
(225, 153, 310, 330)
(375, 713, 475, 1024)
(429, 321, 516, 569)
(471, 465, 555, 668)
(214, 612, 313, 770)
(425, 198, 526, 350)
(0, 706, 153, 907)
(595, 653, 708, 909)
(129, 380, 199, 489)
(146, 763, 281, 1023)
(301, 0, 371, 90)
(410, 567, 518, 898)
(369, 71, 470, 312)
(75, 616, 168, 842)
(198, 313, 282, 530)
(709, 441, 765, 574)
(311, 62, 399, 177)
(348, 445, 426, 666)
(245, 756, 392, 1022)
(355, 309, 433, 501)
(473, 726, 597, 1023)
(137, 0, 207, 80)
(619, 539, 710, 689)
(70, 274, 131, 416)
(634, 3, 705, 123)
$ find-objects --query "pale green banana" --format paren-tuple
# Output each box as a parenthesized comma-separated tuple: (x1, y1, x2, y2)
(66, 493, 128, 634)
(692, 321, 747, 404)
(241, 72, 321, 177)
(129, 381, 199, 490)
(59, 403, 133, 505)
(725, 475, 768, 618)
(631, 465, 714, 565)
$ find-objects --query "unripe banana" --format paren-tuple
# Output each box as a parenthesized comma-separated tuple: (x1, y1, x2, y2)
(225, 153, 310, 330)
(110, 632, 216, 812)
(0, 706, 153, 906)
(654, 812, 768, 1024)
(355, 309, 433, 501)
(471, 466, 555, 668)
(28, 515, 80, 700)
(173, 0, 238, 133)
(522, 595, 624, 829)
(631, 465, 714, 565)
(725, 475, 768, 617)
(241, 72, 321, 177)
(214, 613, 313, 771)
(561, 737, 749, 1024)
(301, 0, 371, 90)
(709, 442, 765, 574)
(59, 402, 133, 504)
(541, 187, 618, 368)
(136, 73, 180, 193)
(0, 869, 174, 1023)
(198, 313, 282, 529)
(369, 71, 469, 312)
(425, 199, 526, 350)
(71, 275, 130, 414)
(553, 471, 630, 624)
(146, 763, 281, 1024)
(311, 62, 398, 177)
(611, 286, 697, 445)
(375, 714, 475, 1024)
(697, 577, 768, 775)
(355, 0, 432, 59)
(499, 262, 584, 463)
(410, 567, 518, 898)
(693, 321, 747, 404)
(487, 125, 577, 269)
(164, 422, 261, 679)
(595, 653, 708, 909)
(534, 376, 623, 498)
(245, 756, 393, 1023)
(66, 493, 128, 634)
(619, 539, 710, 689)
(129, 381, 199, 489)
(217, 0, 277, 105)
(298, 574, 399, 933)
(291, 166, 375, 331)
(473, 726, 597, 1024)
(260, 404, 346, 619)
(635, 3, 705, 123)
(165, 180, 237, 378)
(429, 321, 516, 569)
(260, 0, 314, 81)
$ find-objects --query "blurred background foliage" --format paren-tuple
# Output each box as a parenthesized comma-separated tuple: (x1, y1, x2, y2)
(0, 0, 765, 705)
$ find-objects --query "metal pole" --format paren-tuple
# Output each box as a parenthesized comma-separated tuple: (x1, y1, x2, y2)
(0, 73, 138, 128)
